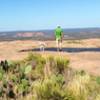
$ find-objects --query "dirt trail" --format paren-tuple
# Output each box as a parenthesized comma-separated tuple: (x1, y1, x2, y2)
(0, 39, 100, 76)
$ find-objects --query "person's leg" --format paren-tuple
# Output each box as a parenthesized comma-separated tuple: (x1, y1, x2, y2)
(59, 39, 62, 51)
(56, 39, 59, 51)
(59, 42, 62, 50)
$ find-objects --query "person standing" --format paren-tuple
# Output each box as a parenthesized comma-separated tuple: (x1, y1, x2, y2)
(55, 26, 63, 51)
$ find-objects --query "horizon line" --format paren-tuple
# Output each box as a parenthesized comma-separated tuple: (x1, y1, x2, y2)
(0, 27, 100, 33)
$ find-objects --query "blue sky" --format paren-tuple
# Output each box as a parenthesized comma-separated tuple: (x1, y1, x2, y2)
(0, 0, 100, 31)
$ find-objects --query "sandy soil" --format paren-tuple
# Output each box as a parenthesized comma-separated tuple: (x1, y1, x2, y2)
(0, 39, 100, 76)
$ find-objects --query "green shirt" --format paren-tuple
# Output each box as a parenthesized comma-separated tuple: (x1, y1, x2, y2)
(55, 27, 63, 40)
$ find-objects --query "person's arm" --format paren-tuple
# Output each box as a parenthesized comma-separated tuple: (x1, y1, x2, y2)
(61, 30, 64, 41)
(62, 32, 64, 39)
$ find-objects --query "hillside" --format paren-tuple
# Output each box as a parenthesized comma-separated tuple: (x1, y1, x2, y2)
(0, 39, 100, 76)
(0, 28, 100, 41)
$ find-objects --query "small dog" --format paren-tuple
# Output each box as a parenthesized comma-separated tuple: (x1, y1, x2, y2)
(38, 41, 46, 51)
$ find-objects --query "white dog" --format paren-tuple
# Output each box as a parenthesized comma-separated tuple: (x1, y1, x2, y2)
(38, 41, 46, 51)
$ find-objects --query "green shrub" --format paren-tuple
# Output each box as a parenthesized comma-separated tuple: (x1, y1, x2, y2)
(33, 75, 66, 100)
(22, 53, 46, 79)
(55, 57, 69, 74)
(24, 53, 45, 65)
(8, 60, 20, 70)
(0, 72, 3, 81)
(24, 65, 32, 74)
(18, 79, 29, 95)
(35, 64, 45, 78)
(47, 56, 69, 74)
(11, 75, 18, 83)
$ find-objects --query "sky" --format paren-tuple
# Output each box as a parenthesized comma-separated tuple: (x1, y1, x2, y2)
(0, 0, 100, 31)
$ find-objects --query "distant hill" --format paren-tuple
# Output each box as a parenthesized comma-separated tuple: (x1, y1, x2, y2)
(0, 28, 100, 41)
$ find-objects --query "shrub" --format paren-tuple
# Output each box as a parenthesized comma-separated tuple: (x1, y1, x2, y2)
(22, 53, 46, 79)
(33, 75, 66, 100)
(47, 56, 69, 74)
(66, 73, 91, 100)
(95, 94, 100, 100)
(18, 79, 29, 96)
(55, 57, 69, 74)
(24, 53, 46, 65)
(0, 53, 99, 100)
(24, 65, 32, 75)
(0, 72, 3, 81)
(96, 76, 100, 85)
